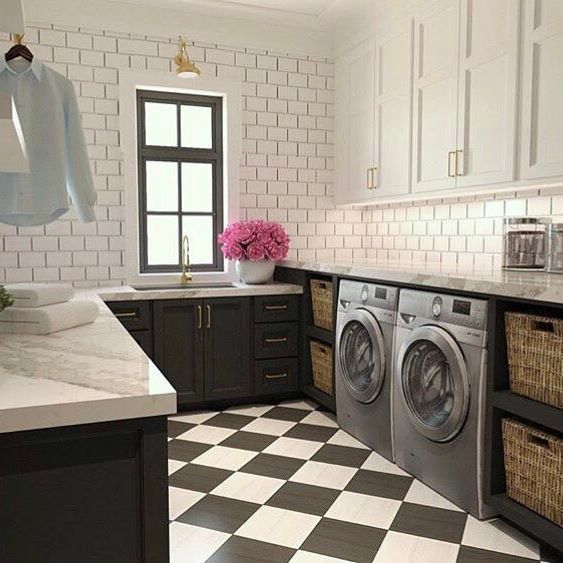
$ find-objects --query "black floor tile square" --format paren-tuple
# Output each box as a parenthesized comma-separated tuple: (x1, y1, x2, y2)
(205, 412, 255, 430)
(168, 463, 233, 493)
(168, 420, 194, 438)
(266, 482, 339, 516)
(345, 469, 413, 500)
(240, 453, 306, 480)
(262, 406, 310, 422)
(311, 444, 371, 468)
(301, 517, 387, 563)
(457, 546, 538, 563)
(168, 439, 212, 462)
(220, 431, 278, 452)
(176, 494, 260, 533)
(390, 502, 468, 544)
(207, 536, 295, 563)
(283, 423, 339, 443)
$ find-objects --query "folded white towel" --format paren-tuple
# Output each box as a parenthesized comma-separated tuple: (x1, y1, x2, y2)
(0, 300, 99, 335)
(5, 283, 75, 308)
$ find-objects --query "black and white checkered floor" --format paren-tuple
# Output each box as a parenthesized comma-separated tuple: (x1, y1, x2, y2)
(167, 399, 554, 563)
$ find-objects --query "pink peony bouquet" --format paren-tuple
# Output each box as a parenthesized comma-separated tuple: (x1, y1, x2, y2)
(218, 220, 290, 262)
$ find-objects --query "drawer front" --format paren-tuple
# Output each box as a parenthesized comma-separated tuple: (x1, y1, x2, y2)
(106, 301, 151, 331)
(255, 322, 298, 359)
(254, 295, 298, 323)
(255, 358, 298, 394)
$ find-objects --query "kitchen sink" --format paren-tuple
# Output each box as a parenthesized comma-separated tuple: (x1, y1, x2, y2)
(133, 282, 236, 291)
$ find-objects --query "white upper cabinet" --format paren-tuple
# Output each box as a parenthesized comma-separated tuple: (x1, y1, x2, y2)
(335, 38, 375, 205)
(372, 18, 414, 196)
(521, 0, 563, 180)
(412, 0, 460, 193)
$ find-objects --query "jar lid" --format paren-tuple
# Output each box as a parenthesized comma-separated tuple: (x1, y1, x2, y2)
(504, 216, 551, 225)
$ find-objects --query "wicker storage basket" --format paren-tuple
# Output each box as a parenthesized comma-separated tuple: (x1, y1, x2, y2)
(310, 339, 333, 396)
(505, 312, 563, 409)
(310, 279, 333, 331)
(502, 418, 563, 526)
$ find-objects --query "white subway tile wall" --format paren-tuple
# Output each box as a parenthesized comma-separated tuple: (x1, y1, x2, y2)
(0, 24, 561, 286)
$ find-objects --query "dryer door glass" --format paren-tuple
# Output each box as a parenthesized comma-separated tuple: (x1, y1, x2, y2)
(339, 310, 386, 403)
(399, 326, 470, 442)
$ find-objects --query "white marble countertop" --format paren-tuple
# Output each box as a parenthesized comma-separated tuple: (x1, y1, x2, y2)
(0, 290, 177, 434)
(97, 282, 303, 302)
(280, 260, 563, 305)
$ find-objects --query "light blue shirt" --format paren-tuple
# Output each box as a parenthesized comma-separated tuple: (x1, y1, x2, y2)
(0, 58, 96, 226)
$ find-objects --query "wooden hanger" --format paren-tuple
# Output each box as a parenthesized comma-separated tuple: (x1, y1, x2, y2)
(5, 34, 33, 63)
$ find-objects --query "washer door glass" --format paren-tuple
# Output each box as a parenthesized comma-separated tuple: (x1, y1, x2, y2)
(339, 310, 385, 403)
(399, 326, 470, 442)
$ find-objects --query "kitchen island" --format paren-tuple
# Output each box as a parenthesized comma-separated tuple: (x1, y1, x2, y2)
(0, 291, 176, 563)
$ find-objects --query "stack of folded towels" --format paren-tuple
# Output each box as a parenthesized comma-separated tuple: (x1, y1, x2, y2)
(0, 283, 99, 335)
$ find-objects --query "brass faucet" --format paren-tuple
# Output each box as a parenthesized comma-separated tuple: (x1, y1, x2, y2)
(180, 234, 192, 284)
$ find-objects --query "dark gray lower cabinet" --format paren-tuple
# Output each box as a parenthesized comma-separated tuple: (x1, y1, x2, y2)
(153, 300, 205, 405)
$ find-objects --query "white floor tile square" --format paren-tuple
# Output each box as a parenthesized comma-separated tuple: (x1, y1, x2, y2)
(403, 480, 464, 512)
(361, 451, 410, 476)
(175, 424, 236, 445)
(325, 491, 401, 529)
(168, 487, 205, 520)
(327, 429, 369, 449)
(171, 411, 217, 424)
(190, 445, 258, 471)
(278, 399, 318, 411)
(169, 522, 229, 563)
(461, 516, 540, 560)
(235, 505, 321, 549)
(241, 417, 297, 436)
(211, 471, 285, 504)
(168, 459, 187, 476)
(290, 461, 357, 490)
(300, 411, 339, 428)
(263, 437, 324, 460)
(291, 551, 351, 562)
(373, 531, 460, 563)
(224, 404, 275, 417)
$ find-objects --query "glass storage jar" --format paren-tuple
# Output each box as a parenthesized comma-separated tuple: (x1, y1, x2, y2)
(546, 223, 563, 273)
(502, 217, 550, 270)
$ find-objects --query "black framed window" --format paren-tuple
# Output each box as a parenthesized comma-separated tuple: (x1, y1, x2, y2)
(136, 89, 224, 273)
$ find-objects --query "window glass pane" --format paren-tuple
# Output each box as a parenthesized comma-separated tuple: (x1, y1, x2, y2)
(181, 163, 213, 212)
(147, 215, 179, 265)
(145, 102, 177, 146)
(146, 161, 178, 212)
(182, 216, 214, 264)
(181, 105, 213, 149)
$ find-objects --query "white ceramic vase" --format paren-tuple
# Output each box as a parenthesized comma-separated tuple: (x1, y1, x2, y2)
(235, 260, 275, 284)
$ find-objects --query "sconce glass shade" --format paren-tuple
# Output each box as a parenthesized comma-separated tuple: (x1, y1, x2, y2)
(174, 37, 201, 79)
(0, 0, 25, 34)
(0, 92, 29, 173)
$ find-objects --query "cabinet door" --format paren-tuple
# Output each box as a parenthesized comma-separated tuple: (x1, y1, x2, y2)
(412, 0, 460, 193)
(521, 0, 563, 180)
(204, 298, 251, 400)
(372, 18, 414, 196)
(335, 38, 375, 205)
(153, 300, 204, 406)
(455, 0, 519, 187)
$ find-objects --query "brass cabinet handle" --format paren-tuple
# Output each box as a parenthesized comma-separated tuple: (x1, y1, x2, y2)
(447, 151, 456, 177)
(197, 305, 202, 330)
(206, 304, 211, 329)
(115, 311, 137, 319)
(264, 304, 288, 311)
(455, 149, 464, 176)
(265, 373, 288, 380)
(264, 336, 288, 343)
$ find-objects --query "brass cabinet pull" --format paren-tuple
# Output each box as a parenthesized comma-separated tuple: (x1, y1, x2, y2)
(455, 149, 464, 176)
(115, 311, 137, 319)
(206, 304, 211, 329)
(447, 151, 456, 177)
(197, 305, 202, 330)
(264, 336, 288, 344)
(264, 304, 288, 311)
(265, 373, 288, 380)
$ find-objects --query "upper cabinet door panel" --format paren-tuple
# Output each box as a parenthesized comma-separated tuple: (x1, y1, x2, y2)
(455, 0, 519, 187)
(521, 0, 563, 180)
(412, 0, 459, 193)
(373, 19, 413, 196)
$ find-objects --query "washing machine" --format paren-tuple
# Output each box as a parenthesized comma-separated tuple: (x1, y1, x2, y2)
(393, 289, 494, 519)
(335, 280, 398, 461)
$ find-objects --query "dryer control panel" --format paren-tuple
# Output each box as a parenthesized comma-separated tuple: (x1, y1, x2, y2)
(338, 280, 399, 312)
